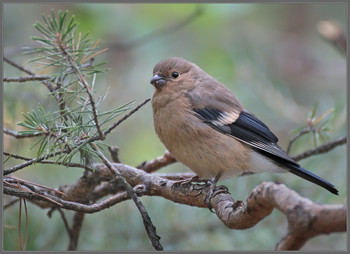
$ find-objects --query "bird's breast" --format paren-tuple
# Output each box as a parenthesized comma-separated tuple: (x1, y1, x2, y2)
(152, 92, 251, 179)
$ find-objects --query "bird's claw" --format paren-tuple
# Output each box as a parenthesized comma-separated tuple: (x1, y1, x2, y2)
(172, 175, 210, 189)
(205, 183, 230, 213)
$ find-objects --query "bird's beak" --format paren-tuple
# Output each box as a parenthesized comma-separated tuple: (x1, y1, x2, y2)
(150, 74, 166, 88)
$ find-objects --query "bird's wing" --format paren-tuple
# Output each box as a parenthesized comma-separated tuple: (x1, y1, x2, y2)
(193, 107, 299, 166)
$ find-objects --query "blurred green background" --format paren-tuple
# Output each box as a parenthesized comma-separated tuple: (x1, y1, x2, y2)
(3, 3, 346, 251)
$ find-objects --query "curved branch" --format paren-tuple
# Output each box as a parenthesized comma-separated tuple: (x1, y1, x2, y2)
(4, 163, 346, 250)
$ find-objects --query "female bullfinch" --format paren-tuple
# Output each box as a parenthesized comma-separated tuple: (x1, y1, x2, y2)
(150, 57, 338, 195)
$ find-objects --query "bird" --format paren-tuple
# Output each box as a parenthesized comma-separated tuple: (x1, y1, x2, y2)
(150, 57, 338, 196)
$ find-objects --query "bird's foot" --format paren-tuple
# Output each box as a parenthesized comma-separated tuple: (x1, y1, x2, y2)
(171, 175, 210, 189)
(204, 171, 229, 212)
(204, 183, 230, 213)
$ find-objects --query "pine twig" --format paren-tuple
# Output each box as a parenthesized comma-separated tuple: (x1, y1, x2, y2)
(4, 152, 93, 172)
(4, 56, 34, 75)
(287, 127, 313, 154)
(292, 136, 346, 161)
(3, 150, 64, 175)
(4, 128, 43, 138)
(102, 98, 151, 138)
(4, 75, 52, 82)
(114, 6, 203, 49)
(4, 56, 55, 92)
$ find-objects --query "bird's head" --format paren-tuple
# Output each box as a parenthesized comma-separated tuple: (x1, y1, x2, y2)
(150, 57, 196, 90)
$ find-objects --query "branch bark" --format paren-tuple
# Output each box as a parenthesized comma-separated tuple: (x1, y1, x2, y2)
(4, 162, 346, 250)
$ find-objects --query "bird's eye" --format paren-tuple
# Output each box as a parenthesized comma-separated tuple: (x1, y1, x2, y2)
(171, 72, 179, 78)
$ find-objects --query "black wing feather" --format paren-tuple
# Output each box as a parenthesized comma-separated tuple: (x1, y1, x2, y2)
(194, 108, 298, 166)
(193, 108, 338, 195)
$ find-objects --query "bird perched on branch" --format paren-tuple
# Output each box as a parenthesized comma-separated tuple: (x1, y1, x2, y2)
(150, 57, 338, 199)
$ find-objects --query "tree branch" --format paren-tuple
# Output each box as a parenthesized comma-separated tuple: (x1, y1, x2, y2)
(90, 145, 163, 251)
(4, 56, 56, 92)
(4, 161, 345, 250)
(291, 136, 346, 161)
(68, 212, 85, 250)
(3, 75, 52, 82)
(137, 150, 176, 173)
(4, 128, 43, 138)
(4, 56, 35, 75)
(113, 6, 203, 50)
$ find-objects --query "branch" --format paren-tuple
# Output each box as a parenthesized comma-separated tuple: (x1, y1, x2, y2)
(3, 75, 52, 82)
(58, 42, 104, 139)
(286, 127, 313, 154)
(4, 128, 43, 138)
(4, 152, 93, 171)
(90, 145, 163, 251)
(4, 56, 35, 75)
(3, 99, 151, 175)
(137, 150, 176, 173)
(113, 6, 203, 50)
(102, 98, 151, 138)
(291, 136, 346, 161)
(4, 198, 20, 209)
(108, 146, 121, 163)
(3, 150, 64, 175)
(4, 162, 345, 250)
(68, 212, 85, 250)
(4, 56, 55, 92)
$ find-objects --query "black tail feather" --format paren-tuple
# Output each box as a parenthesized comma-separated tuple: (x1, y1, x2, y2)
(288, 164, 339, 195)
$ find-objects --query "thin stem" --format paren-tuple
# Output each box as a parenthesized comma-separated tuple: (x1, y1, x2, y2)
(4, 56, 35, 75)
(90, 144, 163, 251)
(58, 42, 104, 139)
(287, 127, 313, 154)
(4, 128, 43, 138)
(4, 75, 52, 82)
(4, 152, 93, 171)
(3, 150, 64, 175)
(292, 136, 346, 162)
(103, 98, 150, 137)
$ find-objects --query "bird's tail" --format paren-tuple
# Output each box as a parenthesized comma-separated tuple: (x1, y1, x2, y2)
(288, 164, 339, 195)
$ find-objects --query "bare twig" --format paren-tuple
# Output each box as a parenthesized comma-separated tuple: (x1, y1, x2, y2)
(113, 6, 203, 50)
(4, 128, 43, 138)
(4, 198, 20, 209)
(108, 146, 121, 163)
(4, 184, 135, 213)
(102, 98, 151, 138)
(3, 150, 64, 175)
(4, 56, 55, 92)
(4, 75, 52, 82)
(292, 136, 346, 161)
(68, 212, 85, 250)
(90, 144, 163, 251)
(4, 56, 35, 75)
(5, 175, 66, 197)
(54, 208, 73, 241)
(287, 127, 313, 154)
(4, 152, 93, 172)
(137, 150, 176, 173)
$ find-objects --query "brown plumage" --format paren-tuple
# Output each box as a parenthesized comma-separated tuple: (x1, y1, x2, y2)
(150, 57, 338, 195)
